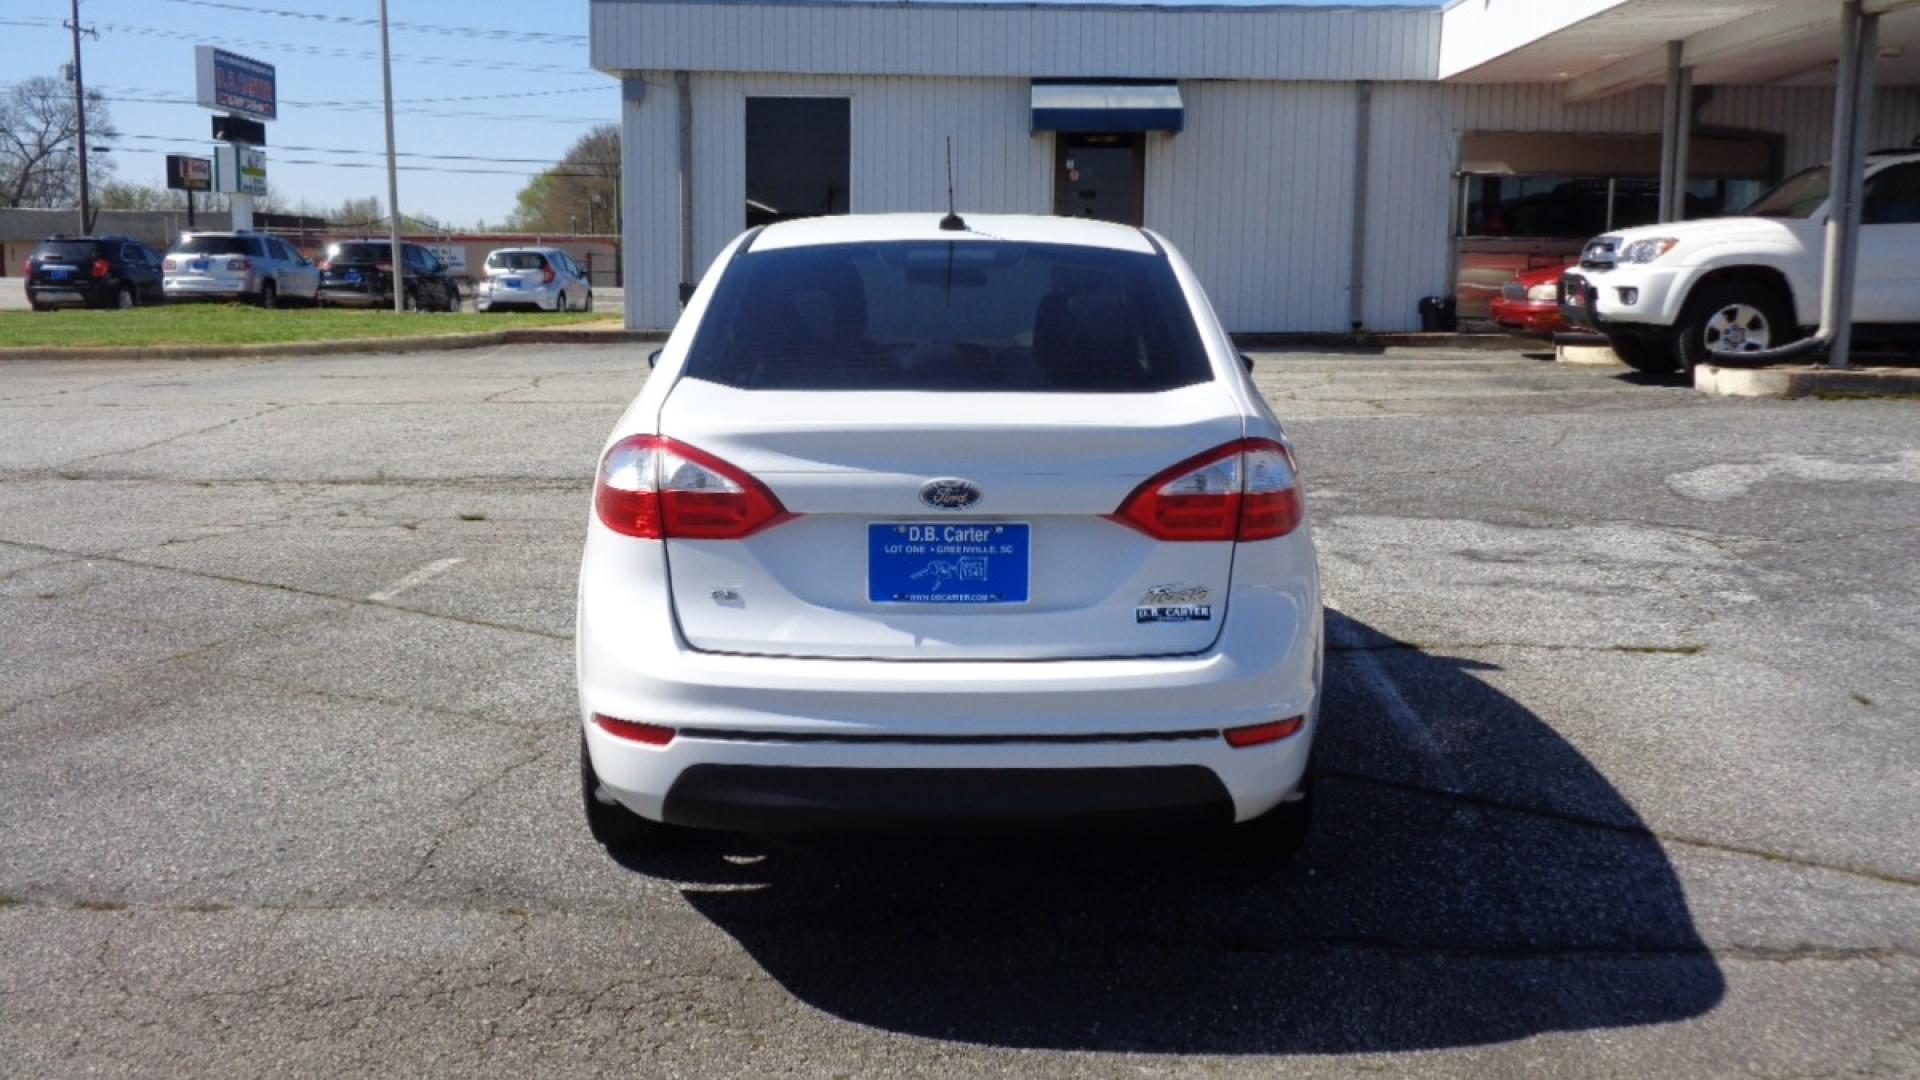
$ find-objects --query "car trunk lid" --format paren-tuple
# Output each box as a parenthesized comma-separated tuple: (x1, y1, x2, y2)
(653, 378, 1244, 660)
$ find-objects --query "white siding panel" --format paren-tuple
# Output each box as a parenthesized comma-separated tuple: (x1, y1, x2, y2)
(594, 0, 1441, 82)
(1146, 82, 1358, 333)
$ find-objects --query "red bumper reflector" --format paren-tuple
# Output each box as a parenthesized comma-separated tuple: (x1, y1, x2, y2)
(593, 714, 676, 746)
(1223, 717, 1304, 749)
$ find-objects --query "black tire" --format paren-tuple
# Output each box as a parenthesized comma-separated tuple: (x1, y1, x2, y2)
(444, 287, 460, 313)
(581, 734, 668, 852)
(583, 290, 593, 313)
(1605, 332, 1678, 375)
(28, 299, 48, 313)
(403, 289, 418, 312)
(259, 281, 278, 309)
(1675, 276, 1795, 374)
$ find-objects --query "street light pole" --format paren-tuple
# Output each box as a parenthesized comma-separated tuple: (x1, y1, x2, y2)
(378, 0, 404, 314)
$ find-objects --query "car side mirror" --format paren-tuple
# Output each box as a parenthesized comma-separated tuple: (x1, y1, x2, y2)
(648, 349, 663, 369)
(1239, 353, 1255, 374)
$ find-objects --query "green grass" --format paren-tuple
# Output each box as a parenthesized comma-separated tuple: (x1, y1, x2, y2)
(0, 304, 616, 350)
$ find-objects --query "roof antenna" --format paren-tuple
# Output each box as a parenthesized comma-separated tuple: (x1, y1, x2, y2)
(939, 135, 966, 232)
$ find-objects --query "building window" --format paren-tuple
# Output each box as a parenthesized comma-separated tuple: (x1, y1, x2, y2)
(746, 98, 850, 228)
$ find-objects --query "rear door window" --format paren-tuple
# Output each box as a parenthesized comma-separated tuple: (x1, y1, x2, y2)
(328, 243, 389, 264)
(683, 240, 1214, 393)
(173, 235, 254, 256)
(35, 241, 98, 263)
(488, 252, 547, 271)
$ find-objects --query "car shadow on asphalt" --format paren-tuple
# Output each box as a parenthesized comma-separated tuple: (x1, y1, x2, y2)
(606, 611, 1724, 1055)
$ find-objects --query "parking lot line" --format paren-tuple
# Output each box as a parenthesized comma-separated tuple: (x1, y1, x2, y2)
(367, 557, 465, 603)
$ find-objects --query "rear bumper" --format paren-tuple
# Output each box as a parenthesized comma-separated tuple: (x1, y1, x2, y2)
(27, 282, 114, 307)
(660, 763, 1233, 832)
(578, 527, 1323, 827)
(164, 276, 257, 299)
(317, 288, 392, 307)
(477, 284, 561, 310)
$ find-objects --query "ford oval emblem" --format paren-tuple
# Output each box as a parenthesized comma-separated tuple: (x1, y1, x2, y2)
(919, 478, 982, 510)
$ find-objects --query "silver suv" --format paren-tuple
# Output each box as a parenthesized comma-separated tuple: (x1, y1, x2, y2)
(163, 231, 320, 308)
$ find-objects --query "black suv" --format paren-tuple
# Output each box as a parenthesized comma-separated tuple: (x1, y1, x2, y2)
(316, 240, 461, 311)
(24, 235, 166, 311)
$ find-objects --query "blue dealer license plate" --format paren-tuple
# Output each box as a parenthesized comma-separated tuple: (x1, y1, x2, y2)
(868, 522, 1029, 605)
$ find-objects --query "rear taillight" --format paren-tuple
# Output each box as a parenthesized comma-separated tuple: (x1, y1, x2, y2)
(1110, 438, 1303, 542)
(162, 258, 176, 271)
(90, 258, 110, 279)
(592, 714, 675, 746)
(594, 435, 793, 541)
(375, 261, 392, 272)
(317, 260, 331, 272)
(23, 259, 35, 275)
(542, 267, 555, 285)
(226, 258, 252, 271)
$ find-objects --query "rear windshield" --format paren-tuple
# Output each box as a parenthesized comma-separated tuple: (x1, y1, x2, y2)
(327, 242, 390, 263)
(33, 241, 99, 262)
(487, 252, 547, 270)
(683, 240, 1214, 392)
(172, 235, 256, 255)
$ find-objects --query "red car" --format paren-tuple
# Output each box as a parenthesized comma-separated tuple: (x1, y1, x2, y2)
(1490, 265, 1573, 335)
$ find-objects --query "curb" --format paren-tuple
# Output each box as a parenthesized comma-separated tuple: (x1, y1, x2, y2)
(1696, 363, 1920, 399)
(1233, 332, 1538, 351)
(1555, 342, 1625, 367)
(0, 326, 662, 362)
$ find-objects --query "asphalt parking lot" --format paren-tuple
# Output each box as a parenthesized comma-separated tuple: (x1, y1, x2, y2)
(2, 343, 1917, 1074)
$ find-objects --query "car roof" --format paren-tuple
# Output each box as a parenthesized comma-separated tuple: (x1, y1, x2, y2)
(749, 213, 1159, 255)
(487, 247, 558, 255)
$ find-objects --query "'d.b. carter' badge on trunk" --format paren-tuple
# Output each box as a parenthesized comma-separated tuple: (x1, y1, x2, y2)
(1136, 584, 1212, 624)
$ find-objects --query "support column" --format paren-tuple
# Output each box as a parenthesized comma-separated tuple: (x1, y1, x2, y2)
(675, 70, 695, 307)
(1658, 42, 1694, 224)
(1823, 1, 1879, 370)
(1348, 81, 1373, 333)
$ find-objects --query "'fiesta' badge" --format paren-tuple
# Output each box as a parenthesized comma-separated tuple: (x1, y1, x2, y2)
(919, 478, 982, 510)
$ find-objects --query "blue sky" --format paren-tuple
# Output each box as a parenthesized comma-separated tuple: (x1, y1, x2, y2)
(2, 0, 1436, 226)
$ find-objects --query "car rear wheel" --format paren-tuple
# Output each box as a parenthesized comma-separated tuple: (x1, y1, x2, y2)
(583, 290, 593, 313)
(403, 289, 418, 312)
(115, 286, 135, 310)
(259, 281, 278, 309)
(580, 735, 670, 852)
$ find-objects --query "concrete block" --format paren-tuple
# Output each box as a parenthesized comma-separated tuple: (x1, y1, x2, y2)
(1696, 363, 1920, 399)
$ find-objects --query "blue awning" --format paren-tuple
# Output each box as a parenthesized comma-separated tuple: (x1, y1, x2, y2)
(1031, 83, 1184, 134)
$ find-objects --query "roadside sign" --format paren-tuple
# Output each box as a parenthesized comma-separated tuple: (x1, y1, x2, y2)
(213, 145, 268, 196)
(212, 115, 267, 147)
(424, 244, 468, 274)
(195, 46, 277, 122)
(166, 155, 213, 192)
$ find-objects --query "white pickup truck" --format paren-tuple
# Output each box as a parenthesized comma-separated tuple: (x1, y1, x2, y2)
(1560, 149, 1920, 373)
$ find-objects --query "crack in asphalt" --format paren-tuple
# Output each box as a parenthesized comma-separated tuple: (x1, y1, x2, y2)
(0, 536, 567, 643)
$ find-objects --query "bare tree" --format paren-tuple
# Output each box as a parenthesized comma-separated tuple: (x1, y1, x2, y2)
(0, 75, 115, 209)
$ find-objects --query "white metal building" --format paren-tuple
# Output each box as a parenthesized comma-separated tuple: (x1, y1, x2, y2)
(591, 0, 1920, 333)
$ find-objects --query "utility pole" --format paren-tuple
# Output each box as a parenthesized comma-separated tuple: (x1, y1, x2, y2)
(64, 0, 97, 234)
(378, 0, 404, 314)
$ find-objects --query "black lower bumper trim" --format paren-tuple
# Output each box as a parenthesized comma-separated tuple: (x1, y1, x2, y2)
(661, 764, 1234, 834)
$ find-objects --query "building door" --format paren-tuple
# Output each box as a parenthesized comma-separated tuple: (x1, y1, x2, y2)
(1054, 134, 1144, 226)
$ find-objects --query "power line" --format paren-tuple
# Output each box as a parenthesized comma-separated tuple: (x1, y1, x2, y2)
(135, 0, 589, 46)
(106, 131, 612, 169)
(95, 144, 617, 179)
(0, 18, 587, 74)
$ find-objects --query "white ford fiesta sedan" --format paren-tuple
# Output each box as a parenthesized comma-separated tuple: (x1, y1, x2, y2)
(578, 213, 1322, 854)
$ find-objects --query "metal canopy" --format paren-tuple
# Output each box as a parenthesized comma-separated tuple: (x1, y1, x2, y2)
(1440, 0, 1920, 98)
(1030, 84, 1184, 134)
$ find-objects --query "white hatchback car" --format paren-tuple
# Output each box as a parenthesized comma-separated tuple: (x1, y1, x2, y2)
(578, 213, 1322, 853)
(476, 247, 592, 312)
